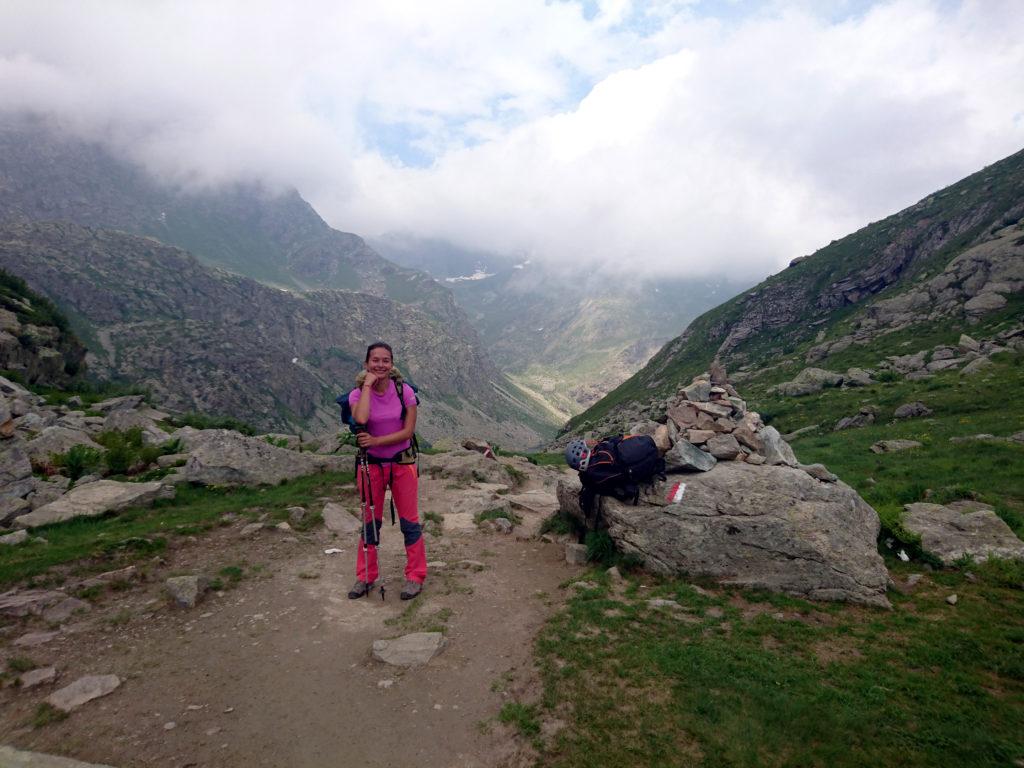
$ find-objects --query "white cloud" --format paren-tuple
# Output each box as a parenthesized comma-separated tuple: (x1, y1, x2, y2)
(1, 0, 1022, 280)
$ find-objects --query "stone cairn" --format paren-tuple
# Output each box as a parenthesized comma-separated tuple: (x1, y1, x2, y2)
(629, 365, 800, 474)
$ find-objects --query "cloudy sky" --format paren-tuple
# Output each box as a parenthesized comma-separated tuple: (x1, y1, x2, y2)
(1, 0, 1022, 279)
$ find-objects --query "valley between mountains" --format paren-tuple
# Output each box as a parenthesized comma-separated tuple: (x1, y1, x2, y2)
(0, 116, 1022, 768)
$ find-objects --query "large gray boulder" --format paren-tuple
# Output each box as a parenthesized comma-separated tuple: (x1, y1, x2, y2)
(102, 410, 169, 445)
(774, 368, 843, 397)
(175, 429, 346, 486)
(419, 449, 516, 486)
(24, 426, 103, 467)
(557, 463, 890, 607)
(14, 480, 167, 529)
(902, 503, 1024, 565)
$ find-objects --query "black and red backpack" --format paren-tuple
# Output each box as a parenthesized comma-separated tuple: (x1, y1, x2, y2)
(578, 434, 665, 524)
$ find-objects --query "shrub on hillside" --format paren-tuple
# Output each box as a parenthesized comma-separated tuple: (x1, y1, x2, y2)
(167, 412, 256, 436)
(53, 444, 104, 482)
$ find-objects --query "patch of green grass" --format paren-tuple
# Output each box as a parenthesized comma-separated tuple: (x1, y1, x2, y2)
(7, 657, 36, 674)
(499, 701, 541, 738)
(423, 511, 443, 536)
(499, 450, 566, 467)
(218, 565, 244, 585)
(165, 412, 257, 436)
(0, 471, 353, 588)
(31, 703, 68, 728)
(475, 508, 523, 526)
(503, 464, 528, 486)
(539, 510, 575, 536)
(536, 572, 1024, 767)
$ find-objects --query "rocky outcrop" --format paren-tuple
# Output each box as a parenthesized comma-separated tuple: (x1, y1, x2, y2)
(24, 426, 104, 468)
(0, 277, 86, 388)
(176, 428, 347, 486)
(863, 225, 1024, 331)
(834, 406, 878, 431)
(557, 463, 890, 607)
(894, 402, 933, 419)
(772, 368, 843, 396)
(14, 480, 167, 529)
(903, 502, 1024, 565)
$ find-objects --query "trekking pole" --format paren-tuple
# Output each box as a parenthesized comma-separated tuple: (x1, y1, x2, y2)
(361, 451, 387, 601)
(358, 449, 376, 599)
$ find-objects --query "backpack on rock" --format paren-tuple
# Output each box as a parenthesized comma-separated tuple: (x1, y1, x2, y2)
(566, 434, 665, 526)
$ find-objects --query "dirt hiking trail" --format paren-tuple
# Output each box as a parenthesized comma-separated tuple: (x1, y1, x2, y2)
(0, 457, 582, 768)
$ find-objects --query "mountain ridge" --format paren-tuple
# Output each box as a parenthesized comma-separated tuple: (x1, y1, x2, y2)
(567, 145, 1024, 436)
(0, 218, 552, 447)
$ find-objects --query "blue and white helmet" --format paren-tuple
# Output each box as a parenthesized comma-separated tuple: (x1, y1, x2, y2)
(565, 438, 592, 471)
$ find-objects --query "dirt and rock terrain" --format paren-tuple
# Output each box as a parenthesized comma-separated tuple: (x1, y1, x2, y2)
(0, 452, 580, 768)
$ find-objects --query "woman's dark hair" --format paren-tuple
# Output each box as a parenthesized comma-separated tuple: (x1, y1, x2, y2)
(365, 341, 394, 362)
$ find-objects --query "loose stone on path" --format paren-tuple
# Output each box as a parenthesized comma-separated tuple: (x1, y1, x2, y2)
(322, 502, 361, 535)
(0, 746, 116, 767)
(46, 674, 121, 712)
(19, 666, 57, 688)
(165, 575, 211, 609)
(372, 632, 446, 667)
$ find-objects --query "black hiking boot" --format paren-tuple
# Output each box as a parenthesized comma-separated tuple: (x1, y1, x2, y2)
(400, 580, 422, 600)
(348, 580, 375, 599)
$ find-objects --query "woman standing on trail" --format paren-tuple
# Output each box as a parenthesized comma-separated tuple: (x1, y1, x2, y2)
(347, 341, 426, 601)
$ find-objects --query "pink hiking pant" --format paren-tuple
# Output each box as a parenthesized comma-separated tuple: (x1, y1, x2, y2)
(355, 463, 426, 585)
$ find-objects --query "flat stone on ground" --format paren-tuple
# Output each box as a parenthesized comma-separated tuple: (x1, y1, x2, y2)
(19, 666, 57, 688)
(14, 630, 59, 647)
(46, 674, 121, 712)
(565, 542, 588, 565)
(0, 746, 116, 767)
(903, 502, 1024, 565)
(0, 529, 29, 545)
(42, 597, 91, 624)
(0, 589, 67, 618)
(372, 632, 446, 667)
(870, 439, 922, 454)
(165, 575, 211, 608)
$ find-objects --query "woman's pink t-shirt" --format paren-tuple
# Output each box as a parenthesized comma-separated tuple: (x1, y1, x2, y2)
(348, 381, 416, 459)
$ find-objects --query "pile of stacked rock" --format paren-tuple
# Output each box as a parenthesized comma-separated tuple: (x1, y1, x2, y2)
(627, 367, 800, 475)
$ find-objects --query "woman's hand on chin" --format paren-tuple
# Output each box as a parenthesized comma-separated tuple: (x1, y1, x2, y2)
(362, 372, 380, 390)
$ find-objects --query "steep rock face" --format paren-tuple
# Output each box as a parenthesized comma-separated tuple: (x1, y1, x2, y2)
(0, 221, 548, 447)
(0, 271, 86, 387)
